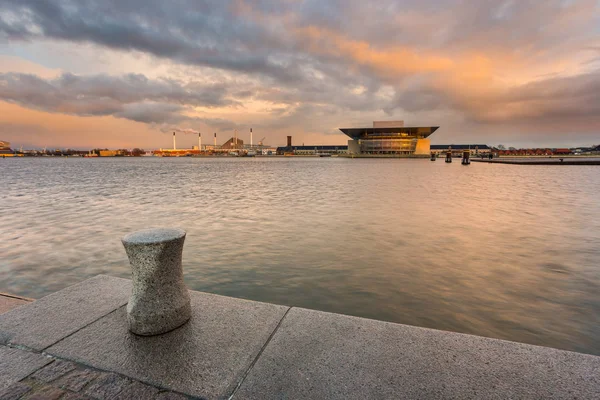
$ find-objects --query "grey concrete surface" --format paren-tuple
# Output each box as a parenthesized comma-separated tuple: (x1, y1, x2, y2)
(4, 275, 600, 399)
(0, 346, 52, 388)
(47, 289, 289, 399)
(0, 275, 131, 350)
(122, 228, 191, 336)
(233, 307, 600, 400)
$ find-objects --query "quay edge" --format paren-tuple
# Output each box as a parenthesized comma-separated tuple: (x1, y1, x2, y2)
(0, 275, 599, 399)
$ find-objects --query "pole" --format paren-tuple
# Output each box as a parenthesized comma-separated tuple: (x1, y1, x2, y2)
(235, 129, 237, 148)
(250, 128, 253, 148)
(173, 132, 176, 150)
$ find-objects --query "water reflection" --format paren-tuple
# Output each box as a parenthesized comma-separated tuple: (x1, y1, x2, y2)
(1, 157, 599, 355)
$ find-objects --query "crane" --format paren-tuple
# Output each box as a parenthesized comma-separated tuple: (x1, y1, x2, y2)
(258, 137, 266, 146)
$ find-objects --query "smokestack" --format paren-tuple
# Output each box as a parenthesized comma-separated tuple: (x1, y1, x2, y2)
(214, 132, 217, 147)
(173, 132, 176, 150)
(287, 136, 292, 147)
(198, 132, 202, 150)
(250, 128, 253, 148)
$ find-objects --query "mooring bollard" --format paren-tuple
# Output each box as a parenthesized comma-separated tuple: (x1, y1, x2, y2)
(461, 150, 471, 165)
(121, 228, 192, 336)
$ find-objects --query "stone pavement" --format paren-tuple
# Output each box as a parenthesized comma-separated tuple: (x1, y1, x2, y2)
(0, 294, 32, 315)
(1, 275, 599, 399)
(0, 346, 191, 399)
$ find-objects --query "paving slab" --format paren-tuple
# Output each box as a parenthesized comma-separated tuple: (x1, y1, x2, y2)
(30, 360, 78, 383)
(0, 381, 32, 400)
(234, 307, 600, 400)
(0, 294, 32, 315)
(0, 346, 52, 389)
(47, 291, 289, 400)
(0, 276, 131, 350)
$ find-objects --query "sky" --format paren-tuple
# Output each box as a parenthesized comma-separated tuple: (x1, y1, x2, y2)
(0, 0, 599, 149)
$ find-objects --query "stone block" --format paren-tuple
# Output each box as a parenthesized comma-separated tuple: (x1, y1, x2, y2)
(0, 382, 31, 400)
(113, 381, 159, 400)
(0, 295, 31, 315)
(60, 393, 93, 400)
(47, 291, 289, 399)
(122, 228, 191, 336)
(234, 307, 600, 399)
(54, 369, 100, 392)
(0, 276, 131, 350)
(155, 391, 189, 400)
(0, 346, 52, 389)
(24, 385, 65, 400)
(83, 373, 131, 399)
(30, 360, 77, 383)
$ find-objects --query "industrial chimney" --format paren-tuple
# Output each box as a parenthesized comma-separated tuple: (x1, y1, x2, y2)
(198, 132, 202, 151)
(214, 132, 217, 147)
(287, 136, 292, 147)
(173, 132, 176, 150)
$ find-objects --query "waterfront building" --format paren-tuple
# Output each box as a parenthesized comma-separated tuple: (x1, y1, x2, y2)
(496, 148, 586, 156)
(276, 145, 348, 156)
(430, 144, 491, 157)
(0, 140, 17, 157)
(340, 121, 438, 156)
(221, 137, 244, 150)
(276, 136, 347, 155)
(1, 141, 11, 152)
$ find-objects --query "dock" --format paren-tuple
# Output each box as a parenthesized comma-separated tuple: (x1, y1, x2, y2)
(472, 158, 600, 165)
(1, 275, 599, 399)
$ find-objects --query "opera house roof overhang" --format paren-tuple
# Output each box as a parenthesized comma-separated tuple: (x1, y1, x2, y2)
(339, 126, 439, 140)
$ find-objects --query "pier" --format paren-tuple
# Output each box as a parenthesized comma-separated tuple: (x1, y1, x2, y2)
(471, 158, 600, 165)
(1, 275, 599, 399)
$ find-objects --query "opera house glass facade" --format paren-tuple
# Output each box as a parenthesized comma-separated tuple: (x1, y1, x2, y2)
(340, 121, 438, 156)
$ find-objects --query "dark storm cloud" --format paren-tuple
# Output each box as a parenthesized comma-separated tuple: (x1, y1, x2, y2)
(0, 0, 304, 83)
(0, 72, 238, 123)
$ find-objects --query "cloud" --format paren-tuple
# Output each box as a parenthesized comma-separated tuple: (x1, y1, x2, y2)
(0, 72, 240, 124)
(0, 0, 599, 146)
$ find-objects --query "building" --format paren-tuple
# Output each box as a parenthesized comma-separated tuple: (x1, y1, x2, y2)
(276, 145, 348, 156)
(276, 136, 347, 155)
(1, 141, 11, 153)
(430, 145, 491, 157)
(0, 140, 16, 157)
(221, 137, 244, 150)
(496, 148, 579, 156)
(340, 121, 438, 156)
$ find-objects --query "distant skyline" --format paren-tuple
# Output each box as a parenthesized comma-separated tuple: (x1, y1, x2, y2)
(1, 0, 599, 149)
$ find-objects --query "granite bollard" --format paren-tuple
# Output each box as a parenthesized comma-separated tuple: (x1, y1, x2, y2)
(121, 228, 191, 336)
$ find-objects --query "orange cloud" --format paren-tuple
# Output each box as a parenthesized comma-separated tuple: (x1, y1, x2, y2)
(295, 26, 454, 77)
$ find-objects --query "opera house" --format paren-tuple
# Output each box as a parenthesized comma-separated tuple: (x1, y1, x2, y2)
(340, 121, 438, 156)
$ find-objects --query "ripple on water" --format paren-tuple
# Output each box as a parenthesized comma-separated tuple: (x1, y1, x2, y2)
(1, 157, 600, 355)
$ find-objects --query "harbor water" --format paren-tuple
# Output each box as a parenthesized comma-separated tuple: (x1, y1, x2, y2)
(1, 157, 599, 355)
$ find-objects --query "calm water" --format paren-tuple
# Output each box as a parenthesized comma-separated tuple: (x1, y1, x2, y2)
(1, 157, 599, 355)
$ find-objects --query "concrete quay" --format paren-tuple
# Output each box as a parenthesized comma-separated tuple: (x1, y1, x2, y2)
(1, 275, 599, 399)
